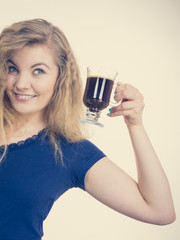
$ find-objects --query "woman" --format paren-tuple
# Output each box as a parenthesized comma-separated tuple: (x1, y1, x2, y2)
(0, 19, 176, 239)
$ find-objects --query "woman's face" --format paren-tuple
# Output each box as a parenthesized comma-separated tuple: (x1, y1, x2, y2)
(5, 44, 59, 119)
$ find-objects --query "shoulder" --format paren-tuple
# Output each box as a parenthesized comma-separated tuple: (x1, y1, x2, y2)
(61, 138, 106, 190)
(60, 137, 104, 158)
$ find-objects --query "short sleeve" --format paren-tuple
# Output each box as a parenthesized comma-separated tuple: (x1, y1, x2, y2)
(68, 140, 106, 191)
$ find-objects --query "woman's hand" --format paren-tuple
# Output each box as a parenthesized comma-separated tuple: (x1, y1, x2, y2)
(108, 83, 145, 127)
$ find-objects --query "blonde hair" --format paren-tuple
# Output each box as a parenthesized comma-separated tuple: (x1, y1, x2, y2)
(0, 18, 86, 163)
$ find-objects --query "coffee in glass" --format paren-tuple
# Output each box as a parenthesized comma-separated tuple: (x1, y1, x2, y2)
(79, 66, 118, 127)
(83, 76, 114, 112)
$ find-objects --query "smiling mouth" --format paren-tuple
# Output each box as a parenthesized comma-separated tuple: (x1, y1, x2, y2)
(14, 92, 37, 100)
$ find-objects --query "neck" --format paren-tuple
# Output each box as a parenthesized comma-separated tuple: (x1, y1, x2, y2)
(6, 113, 46, 138)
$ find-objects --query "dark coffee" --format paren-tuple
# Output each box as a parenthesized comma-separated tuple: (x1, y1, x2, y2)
(83, 76, 114, 112)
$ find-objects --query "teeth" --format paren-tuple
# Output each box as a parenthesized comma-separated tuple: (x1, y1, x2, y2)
(16, 94, 36, 100)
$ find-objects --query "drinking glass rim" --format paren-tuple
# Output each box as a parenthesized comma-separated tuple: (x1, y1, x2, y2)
(87, 65, 118, 80)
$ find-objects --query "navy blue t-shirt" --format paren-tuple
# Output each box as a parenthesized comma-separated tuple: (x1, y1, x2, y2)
(0, 129, 106, 240)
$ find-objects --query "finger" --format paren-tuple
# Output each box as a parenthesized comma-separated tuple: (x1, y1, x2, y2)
(109, 106, 143, 117)
(115, 83, 138, 92)
(114, 82, 124, 94)
(115, 84, 143, 102)
(114, 89, 138, 102)
(114, 100, 141, 111)
(108, 109, 133, 117)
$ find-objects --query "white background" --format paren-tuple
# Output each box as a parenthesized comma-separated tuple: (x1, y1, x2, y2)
(0, 0, 179, 239)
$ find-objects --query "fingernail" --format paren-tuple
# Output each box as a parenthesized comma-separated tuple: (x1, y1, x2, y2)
(109, 108, 112, 112)
(117, 82, 122, 85)
(107, 113, 111, 116)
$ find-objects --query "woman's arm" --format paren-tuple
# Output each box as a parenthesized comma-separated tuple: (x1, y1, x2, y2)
(84, 83, 176, 225)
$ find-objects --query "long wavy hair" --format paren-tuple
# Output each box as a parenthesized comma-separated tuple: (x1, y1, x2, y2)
(0, 18, 86, 163)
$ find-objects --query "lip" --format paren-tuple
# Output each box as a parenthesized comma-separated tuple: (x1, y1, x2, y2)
(13, 92, 37, 102)
(14, 92, 37, 97)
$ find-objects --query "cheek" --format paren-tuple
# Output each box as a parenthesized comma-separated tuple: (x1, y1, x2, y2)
(5, 83, 12, 96)
(37, 80, 56, 96)
(35, 70, 58, 95)
(6, 75, 15, 89)
(4, 88, 12, 103)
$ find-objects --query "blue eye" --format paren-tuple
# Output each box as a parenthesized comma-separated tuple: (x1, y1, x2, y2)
(34, 69, 45, 75)
(8, 66, 18, 73)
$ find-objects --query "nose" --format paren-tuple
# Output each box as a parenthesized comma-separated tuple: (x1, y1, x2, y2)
(14, 72, 31, 90)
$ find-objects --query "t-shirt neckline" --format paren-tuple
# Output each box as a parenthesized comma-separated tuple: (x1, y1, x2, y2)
(0, 128, 46, 150)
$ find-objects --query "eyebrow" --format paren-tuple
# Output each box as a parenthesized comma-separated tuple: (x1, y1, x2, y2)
(7, 60, 18, 67)
(31, 63, 50, 69)
(7, 60, 50, 69)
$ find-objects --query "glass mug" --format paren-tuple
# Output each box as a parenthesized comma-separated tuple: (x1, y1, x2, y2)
(79, 65, 119, 127)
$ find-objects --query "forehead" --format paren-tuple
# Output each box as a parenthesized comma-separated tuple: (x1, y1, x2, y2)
(11, 44, 57, 66)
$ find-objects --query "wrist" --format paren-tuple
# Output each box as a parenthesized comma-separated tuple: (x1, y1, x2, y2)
(126, 123, 145, 132)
